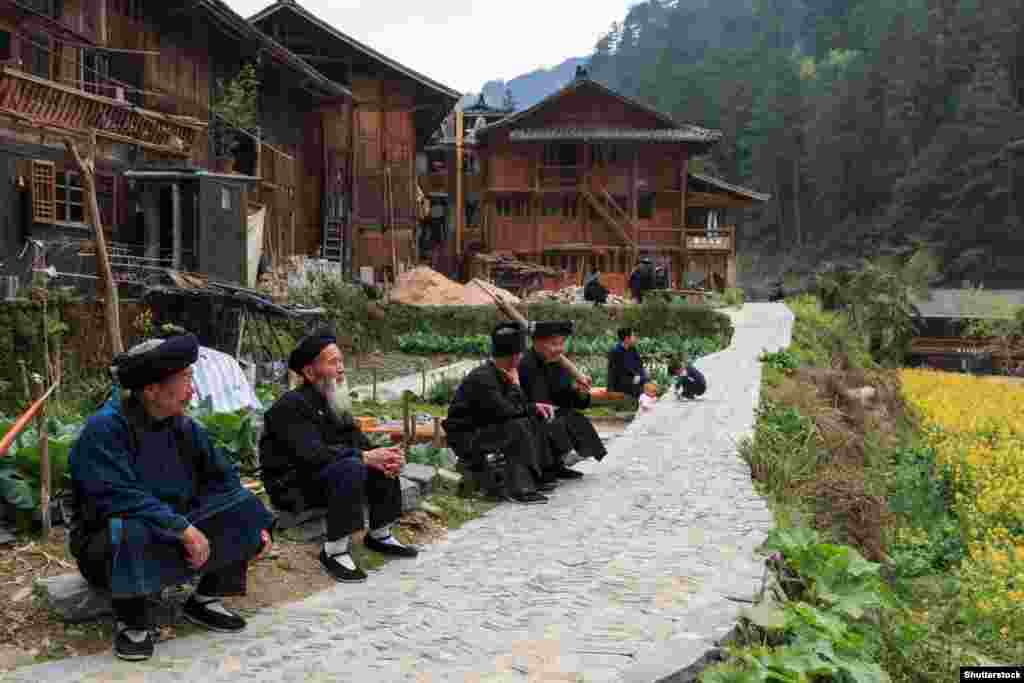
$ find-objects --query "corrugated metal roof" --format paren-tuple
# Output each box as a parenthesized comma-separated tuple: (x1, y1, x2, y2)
(912, 289, 1024, 319)
(508, 127, 721, 143)
(688, 172, 771, 201)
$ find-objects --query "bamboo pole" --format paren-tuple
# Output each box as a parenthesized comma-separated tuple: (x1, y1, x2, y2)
(32, 377, 51, 537)
(470, 281, 591, 389)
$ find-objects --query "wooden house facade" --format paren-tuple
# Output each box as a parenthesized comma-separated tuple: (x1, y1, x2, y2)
(0, 0, 350, 289)
(438, 68, 768, 292)
(250, 0, 460, 279)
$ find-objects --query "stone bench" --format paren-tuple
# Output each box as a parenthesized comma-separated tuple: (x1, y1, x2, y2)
(273, 462, 446, 542)
(36, 574, 192, 625)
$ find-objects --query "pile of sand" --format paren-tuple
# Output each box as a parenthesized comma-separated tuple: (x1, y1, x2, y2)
(464, 278, 521, 306)
(390, 267, 521, 306)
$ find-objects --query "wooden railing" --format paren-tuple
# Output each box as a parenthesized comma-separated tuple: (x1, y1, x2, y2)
(685, 225, 734, 252)
(538, 165, 582, 187)
(0, 66, 205, 156)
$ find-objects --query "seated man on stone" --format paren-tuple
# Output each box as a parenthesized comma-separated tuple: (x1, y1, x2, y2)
(607, 327, 649, 399)
(69, 334, 276, 662)
(260, 329, 417, 585)
(443, 322, 556, 504)
(518, 320, 607, 479)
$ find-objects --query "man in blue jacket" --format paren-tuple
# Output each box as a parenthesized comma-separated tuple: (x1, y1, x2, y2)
(69, 334, 275, 661)
(607, 327, 649, 399)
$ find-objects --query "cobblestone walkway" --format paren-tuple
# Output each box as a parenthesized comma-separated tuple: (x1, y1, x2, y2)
(2, 303, 793, 683)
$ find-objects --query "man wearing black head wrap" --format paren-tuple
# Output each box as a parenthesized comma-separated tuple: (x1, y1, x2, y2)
(518, 321, 607, 480)
(69, 334, 275, 661)
(260, 328, 416, 585)
(442, 322, 555, 504)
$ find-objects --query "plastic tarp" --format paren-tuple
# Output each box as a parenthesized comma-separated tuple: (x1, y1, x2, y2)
(190, 346, 262, 414)
(247, 206, 266, 288)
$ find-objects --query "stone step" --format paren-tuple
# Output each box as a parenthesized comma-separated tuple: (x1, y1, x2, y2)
(35, 573, 191, 625)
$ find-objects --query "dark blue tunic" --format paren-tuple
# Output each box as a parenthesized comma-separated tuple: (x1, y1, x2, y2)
(69, 394, 273, 598)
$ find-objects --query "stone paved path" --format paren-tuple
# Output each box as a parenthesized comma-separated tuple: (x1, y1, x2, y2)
(2, 303, 792, 683)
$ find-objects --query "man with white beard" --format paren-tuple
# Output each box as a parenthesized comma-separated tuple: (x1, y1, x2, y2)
(259, 329, 417, 583)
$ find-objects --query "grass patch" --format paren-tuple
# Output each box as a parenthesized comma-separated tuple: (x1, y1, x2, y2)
(425, 493, 497, 530)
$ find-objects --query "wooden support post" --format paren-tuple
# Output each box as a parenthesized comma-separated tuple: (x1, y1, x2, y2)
(402, 391, 412, 447)
(432, 416, 443, 448)
(455, 110, 465, 259)
(171, 182, 182, 270)
(679, 152, 689, 290)
(18, 360, 30, 403)
(66, 135, 123, 355)
(32, 377, 51, 538)
(371, 366, 378, 403)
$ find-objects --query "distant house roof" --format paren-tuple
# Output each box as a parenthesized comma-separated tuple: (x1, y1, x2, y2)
(194, 0, 350, 99)
(476, 74, 722, 149)
(688, 172, 771, 202)
(508, 127, 720, 143)
(912, 289, 1024, 319)
(249, 1, 460, 101)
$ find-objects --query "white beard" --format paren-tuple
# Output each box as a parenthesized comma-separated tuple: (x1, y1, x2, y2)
(317, 375, 352, 420)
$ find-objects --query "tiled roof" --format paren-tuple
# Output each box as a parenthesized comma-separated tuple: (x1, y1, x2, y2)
(508, 127, 721, 143)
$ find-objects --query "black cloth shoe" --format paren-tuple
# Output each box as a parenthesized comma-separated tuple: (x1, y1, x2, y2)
(555, 466, 584, 479)
(319, 548, 368, 583)
(510, 491, 549, 505)
(365, 534, 419, 558)
(114, 623, 154, 661)
(183, 596, 247, 633)
(537, 480, 558, 492)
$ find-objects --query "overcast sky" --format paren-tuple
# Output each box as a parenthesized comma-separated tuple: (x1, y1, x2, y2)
(225, 0, 634, 94)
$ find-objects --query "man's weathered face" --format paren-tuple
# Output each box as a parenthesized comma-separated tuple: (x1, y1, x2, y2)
(534, 335, 566, 361)
(145, 366, 194, 418)
(306, 343, 345, 385)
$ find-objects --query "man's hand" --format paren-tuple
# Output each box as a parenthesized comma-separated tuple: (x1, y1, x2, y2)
(182, 525, 210, 570)
(535, 402, 556, 421)
(254, 529, 273, 561)
(501, 367, 521, 386)
(575, 375, 592, 394)
(365, 447, 405, 477)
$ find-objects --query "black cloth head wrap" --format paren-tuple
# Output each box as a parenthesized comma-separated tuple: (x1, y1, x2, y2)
(288, 328, 338, 373)
(113, 334, 199, 390)
(491, 322, 526, 357)
(531, 320, 575, 339)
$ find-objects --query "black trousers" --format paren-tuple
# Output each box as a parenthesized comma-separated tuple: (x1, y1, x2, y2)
(77, 507, 259, 629)
(313, 456, 403, 542)
(542, 410, 607, 465)
(450, 417, 552, 495)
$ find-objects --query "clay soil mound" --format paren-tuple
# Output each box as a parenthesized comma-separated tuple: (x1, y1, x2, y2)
(391, 267, 520, 306)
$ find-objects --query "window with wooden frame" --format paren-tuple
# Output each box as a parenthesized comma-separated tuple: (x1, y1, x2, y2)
(55, 170, 85, 223)
(30, 160, 56, 224)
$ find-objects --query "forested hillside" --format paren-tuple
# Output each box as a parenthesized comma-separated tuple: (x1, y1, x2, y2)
(579, 0, 1024, 292)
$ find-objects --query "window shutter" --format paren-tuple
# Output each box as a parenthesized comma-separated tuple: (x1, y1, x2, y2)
(30, 159, 56, 224)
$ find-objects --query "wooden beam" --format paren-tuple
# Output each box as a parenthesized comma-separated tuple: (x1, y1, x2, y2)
(455, 109, 464, 258)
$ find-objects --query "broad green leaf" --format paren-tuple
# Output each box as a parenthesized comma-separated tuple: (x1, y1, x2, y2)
(741, 601, 788, 630)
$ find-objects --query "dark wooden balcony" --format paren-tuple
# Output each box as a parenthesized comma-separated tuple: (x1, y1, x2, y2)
(0, 66, 205, 156)
(538, 164, 582, 188)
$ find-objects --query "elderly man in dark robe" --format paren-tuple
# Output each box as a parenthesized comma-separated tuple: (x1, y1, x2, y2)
(260, 329, 416, 585)
(443, 322, 556, 504)
(607, 326, 649, 399)
(518, 320, 607, 479)
(68, 334, 275, 662)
